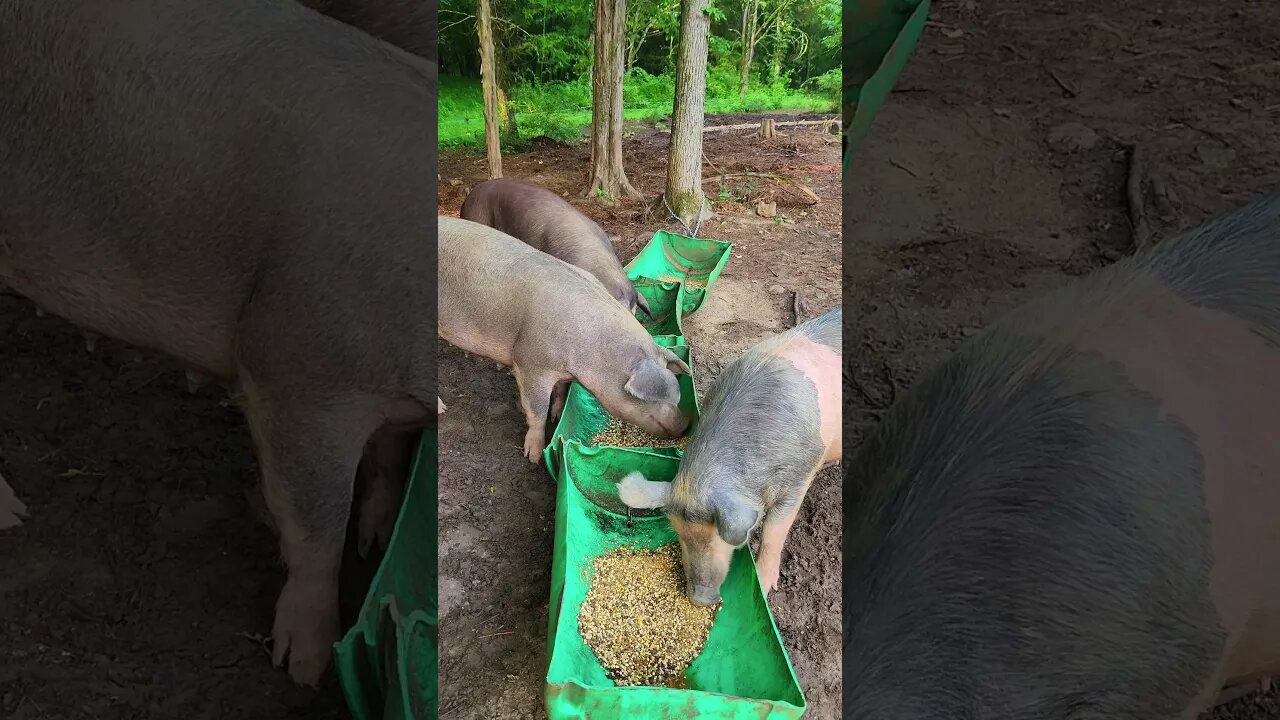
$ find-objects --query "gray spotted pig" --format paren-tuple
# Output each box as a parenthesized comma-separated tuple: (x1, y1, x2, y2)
(620, 307, 841, 606)
(844, 191, 1280, 719)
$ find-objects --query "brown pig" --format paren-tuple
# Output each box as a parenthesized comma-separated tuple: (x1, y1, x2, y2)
(438, 216, 689, 462)
(459, 178, 651, 316)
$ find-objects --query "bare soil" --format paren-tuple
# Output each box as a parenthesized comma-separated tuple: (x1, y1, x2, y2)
(437, 116, 843, 718)
(848, 1, 1280, 718)
(0, 300, 368, 718)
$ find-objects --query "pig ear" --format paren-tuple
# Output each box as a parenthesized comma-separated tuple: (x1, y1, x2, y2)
(624, 359, 677, 402)
(716, 503, 760, 547)
(658, 346, 691, 376)
(617, 471, 673, 509)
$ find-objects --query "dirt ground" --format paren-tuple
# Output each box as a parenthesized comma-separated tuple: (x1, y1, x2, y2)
(436, 117, 842, 718)
(0, 300, 376, 718)
(848, 1, 1280, 718)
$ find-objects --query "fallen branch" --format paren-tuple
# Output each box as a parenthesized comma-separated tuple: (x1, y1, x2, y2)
(700, 172, 820, 204)
(1043, 63, 1079, 98)
(661, 119, 837, 134)
(792, 291, 805, 328)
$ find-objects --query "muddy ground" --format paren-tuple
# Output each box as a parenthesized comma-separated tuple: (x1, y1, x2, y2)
(437, 119, 842, 718)
(848, 0, 1280, 718)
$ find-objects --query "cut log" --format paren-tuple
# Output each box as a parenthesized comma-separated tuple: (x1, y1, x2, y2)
(661, 118, 836, 134)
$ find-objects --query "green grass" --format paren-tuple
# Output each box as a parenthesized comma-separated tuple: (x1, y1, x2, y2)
(439, 68, 838, 151)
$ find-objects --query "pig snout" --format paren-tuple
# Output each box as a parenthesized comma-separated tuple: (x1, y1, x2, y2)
(616, 285, 651, 317)
(687, 583, 722, 608)
(671, 515, 735, 608)
(647, 404, 690, 438)
(614, 403, 688, 439)
(679, 540, 731, 607)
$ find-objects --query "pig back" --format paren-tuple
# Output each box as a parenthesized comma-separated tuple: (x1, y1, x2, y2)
(437, 217, 630, 359)
(295, 0, 436, 60)
(796, 306, 841, 350)
(678, 311, 842, 517)
(786, 307, 842, 460)
(844, 193, 1280, 718)
(461, 179, 620, 271)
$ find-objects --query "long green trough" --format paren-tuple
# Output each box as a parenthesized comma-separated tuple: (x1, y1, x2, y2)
(541, 231, 806, 719)
(330, 231, 799, 719)
(844, 0, 931, 172)
(335, 432, 438, 720)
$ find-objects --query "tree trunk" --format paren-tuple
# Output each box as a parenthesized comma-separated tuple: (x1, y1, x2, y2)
(665, 0, 710, 228)
(584, 0, 641, 202)
(737, 0, 758, 96)
(477, 0, 502, 178)
(769, 15, 784, 84)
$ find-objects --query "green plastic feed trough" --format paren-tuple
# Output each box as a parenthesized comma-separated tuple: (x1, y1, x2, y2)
(335, 432, 438, 720)
(844, 0, 931, 172)
(541, 358, 805, 720)
(626, 230, 733, 328)
(539, 230, 806, 719)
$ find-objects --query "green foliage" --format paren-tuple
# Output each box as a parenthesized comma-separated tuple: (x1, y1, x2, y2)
(437, 0, 840, 151)
(439, 70, 834, 150)
(440, 0, 839, 87)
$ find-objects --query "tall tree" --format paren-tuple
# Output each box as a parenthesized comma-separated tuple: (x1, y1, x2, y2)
(738, 0, 794, 95)
(738, 0, 759, 95)
(584, 0, 641, 201)
(477, 0, 503, 177)
(664, 0, 710, 227)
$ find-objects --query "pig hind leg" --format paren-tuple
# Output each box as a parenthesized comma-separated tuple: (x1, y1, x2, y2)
(239, 377, 381, 687)
(756, 470, 819, 595)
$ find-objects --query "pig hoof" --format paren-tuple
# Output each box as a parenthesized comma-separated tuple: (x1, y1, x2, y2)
(756, 563, 780, 596)
(522, 422, 547, 461)
(84, 334, 99, 352)
(34, 307, 45, 318)
(437, 397, 447, 414)
(271, 579, 339, 687)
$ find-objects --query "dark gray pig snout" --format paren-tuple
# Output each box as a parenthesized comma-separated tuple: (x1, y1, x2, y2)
(687, 583, 722, 607)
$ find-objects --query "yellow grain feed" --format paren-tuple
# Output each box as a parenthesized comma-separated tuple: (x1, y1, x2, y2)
(589, 418, 688, 450)
(578, 545, 718, 687)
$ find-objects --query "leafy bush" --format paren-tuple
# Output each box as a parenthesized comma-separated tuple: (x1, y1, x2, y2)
(439, 71, 836, 151)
